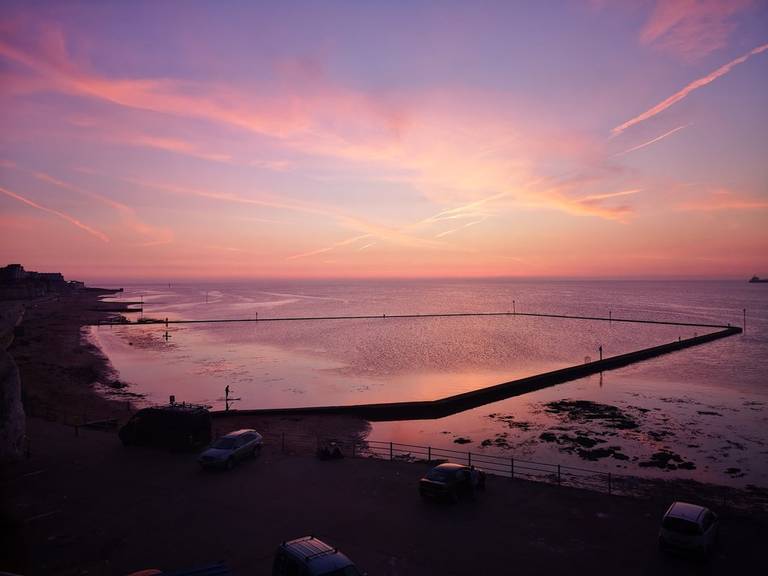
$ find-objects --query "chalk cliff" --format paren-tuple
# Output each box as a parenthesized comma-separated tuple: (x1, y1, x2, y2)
(0, 304, 25, 461)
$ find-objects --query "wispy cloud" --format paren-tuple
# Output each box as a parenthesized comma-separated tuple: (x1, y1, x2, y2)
(639, 0, 754, 60)
(613, 124, 690, 157)
(28, 169, 174, 246)
(288, 234, 373, 260)
(612, 43, 768, 135)
(0, 185, 109, 241)
(123, 135, 232, 163)
(678, 189, 768, 211)
(434, 216, 487, 238)
(578, 189, 642, 203)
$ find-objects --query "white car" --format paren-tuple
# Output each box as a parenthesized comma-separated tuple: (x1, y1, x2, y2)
(659, 501, 719, 555)
(198, 429, 263, 470)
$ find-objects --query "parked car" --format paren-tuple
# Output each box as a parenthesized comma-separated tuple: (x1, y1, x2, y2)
(273, 536, 364, 576)
(419, 462, 486, 501)
(198, 429, 263, 470)
(659, 501, 719, 556)
(119, 403, 211, 449)
(126, 561, 231, 575)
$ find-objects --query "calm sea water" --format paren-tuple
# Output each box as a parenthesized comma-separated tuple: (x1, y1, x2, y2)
(90, 280, 768, 486)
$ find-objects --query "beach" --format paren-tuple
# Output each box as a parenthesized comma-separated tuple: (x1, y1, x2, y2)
(1, 286, 765, 573)
(5, 289, 371, 437)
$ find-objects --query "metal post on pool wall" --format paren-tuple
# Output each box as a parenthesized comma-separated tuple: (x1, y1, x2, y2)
(513, 299, 516, 315)
(599, 345, 603, 361)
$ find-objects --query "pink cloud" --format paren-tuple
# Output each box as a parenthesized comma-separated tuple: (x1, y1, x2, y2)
(612, 43, 768, 135)
(640, 0, 753, 60)
(26, 168, 174, 246)
(0, 184, 109, 242)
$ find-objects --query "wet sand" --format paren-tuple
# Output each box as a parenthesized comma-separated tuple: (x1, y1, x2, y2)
(8, 292, 370, 439)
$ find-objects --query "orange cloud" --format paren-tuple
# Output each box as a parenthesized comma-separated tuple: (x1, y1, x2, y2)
(612, 42, 768, 135)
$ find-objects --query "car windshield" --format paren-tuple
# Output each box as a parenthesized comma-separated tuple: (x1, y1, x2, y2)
(426, 468, 453, 482)
(211, 437, 237, 450)
(663, 517, 700, 535)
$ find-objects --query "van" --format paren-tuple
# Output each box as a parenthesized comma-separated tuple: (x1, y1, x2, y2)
(119, 403, 211, 449)
(273, 536, 364, 576)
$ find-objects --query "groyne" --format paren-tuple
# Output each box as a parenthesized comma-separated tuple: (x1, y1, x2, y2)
(211, 325, 741, 422)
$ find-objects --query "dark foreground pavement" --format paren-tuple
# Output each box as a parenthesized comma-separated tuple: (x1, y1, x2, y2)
(1, 419, 764, 575)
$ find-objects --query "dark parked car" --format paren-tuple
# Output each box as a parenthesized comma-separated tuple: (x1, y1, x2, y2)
(198, 429, 263, 470)
(119, 403, 211, 449)
(419, 462, 486, 501)
(273, 536, 364, 576)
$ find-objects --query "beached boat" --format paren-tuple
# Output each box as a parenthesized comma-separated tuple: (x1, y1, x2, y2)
(748, 276, 768, 283)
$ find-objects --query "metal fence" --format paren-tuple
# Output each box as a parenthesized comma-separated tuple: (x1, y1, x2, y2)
(252, 431, 618, 494)
(249, 431, 767, 512)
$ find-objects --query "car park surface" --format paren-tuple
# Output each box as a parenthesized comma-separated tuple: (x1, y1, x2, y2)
(3, 419, 764, 576)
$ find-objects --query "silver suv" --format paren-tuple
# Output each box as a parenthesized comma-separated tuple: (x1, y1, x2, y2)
(273, 536, 364, 576)
(198, 429, 263, 470)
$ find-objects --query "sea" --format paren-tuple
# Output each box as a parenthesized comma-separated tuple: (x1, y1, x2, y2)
(89, 279, 768, 487)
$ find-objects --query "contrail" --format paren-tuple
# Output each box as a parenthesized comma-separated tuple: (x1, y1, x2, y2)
(613, 124, 690, 157)
(0, 185, 110, 242)
(612, 43, 768, 136)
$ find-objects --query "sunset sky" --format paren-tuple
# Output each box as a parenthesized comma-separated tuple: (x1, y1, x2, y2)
(1, 1, 767, 281)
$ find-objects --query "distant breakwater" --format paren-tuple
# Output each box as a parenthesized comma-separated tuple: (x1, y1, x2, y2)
(211, 325, 742, 421)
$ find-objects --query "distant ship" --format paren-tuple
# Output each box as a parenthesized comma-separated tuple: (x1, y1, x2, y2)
(749, 276, 768, 283)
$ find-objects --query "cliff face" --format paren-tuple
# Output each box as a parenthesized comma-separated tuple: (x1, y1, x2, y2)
(0, 304, 26, 462)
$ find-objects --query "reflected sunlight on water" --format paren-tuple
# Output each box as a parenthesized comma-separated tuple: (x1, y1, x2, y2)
(91, 279, 768, 486)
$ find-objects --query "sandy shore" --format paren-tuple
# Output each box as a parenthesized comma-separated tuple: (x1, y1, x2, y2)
(7, 291, 370, 438)
(8, 291, 130, 423)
